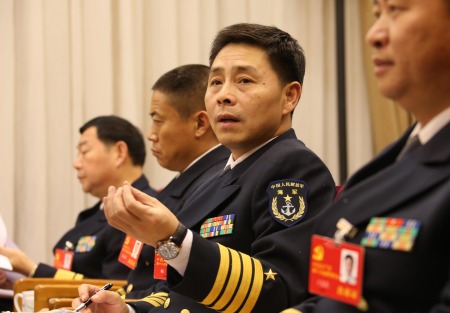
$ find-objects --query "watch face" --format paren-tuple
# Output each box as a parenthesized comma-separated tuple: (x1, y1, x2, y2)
(157, 241, 180, 260)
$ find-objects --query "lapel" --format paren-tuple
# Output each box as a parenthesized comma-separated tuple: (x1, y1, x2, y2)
(344, 125, 414, 190)
(77, 201, 103, 223)
(161, 145, 229, 198)
(176, 165, 241, 229)
(177, 129, 298, 229)
(337, 122, 450, 228)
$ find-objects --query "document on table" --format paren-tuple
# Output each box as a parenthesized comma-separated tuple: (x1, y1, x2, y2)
(0, 214, 13, 271)
(0, 213, 21, 299)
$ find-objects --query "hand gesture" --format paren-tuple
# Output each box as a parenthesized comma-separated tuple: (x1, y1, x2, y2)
(72, 284, 128, 313)
(103, 182, 179, 247)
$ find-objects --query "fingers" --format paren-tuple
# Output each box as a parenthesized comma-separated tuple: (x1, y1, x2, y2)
(72, 296, 82, 309)
(121, 185, 146, 219)
(73, 286, 127, 313)
(129, 185, 157, 204)
(103, 181, 177, 246)
(78, 284, 99, 302)
(103, 186, 139, 235)
(0, 246, 14, 257)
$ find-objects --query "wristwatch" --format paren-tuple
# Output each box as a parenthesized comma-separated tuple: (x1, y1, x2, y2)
(156, 222, 188, 260)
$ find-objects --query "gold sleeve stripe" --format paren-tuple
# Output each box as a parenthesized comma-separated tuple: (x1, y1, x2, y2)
(225, 254, 263, 313)
(116, 287, 126, 299)
(221, 251, 253, 312)
(239, 258, 263, 313)
(201, 244, 264, 313)
(54, 269, 84, 280)
(140, 292, 169, 307)
(202, 244, 230, 305)
(210, 248, 242, 309)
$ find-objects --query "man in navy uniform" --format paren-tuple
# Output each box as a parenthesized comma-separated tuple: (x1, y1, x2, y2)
(75, 23, 336, 313)
(283, 0, 450, 312)
(117, 64, 229, 299)
(0, 115, 156, 280)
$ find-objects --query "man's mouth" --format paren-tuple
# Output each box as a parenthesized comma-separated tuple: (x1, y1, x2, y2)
(217, 113, 239, 123)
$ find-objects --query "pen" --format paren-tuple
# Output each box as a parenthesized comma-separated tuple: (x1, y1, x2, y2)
(75, 283, 113, 312)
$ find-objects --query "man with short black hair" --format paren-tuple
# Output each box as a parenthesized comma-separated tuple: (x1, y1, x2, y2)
(0, 115, 157, 280)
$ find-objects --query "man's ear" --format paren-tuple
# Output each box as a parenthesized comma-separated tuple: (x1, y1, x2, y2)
(114, 141, 129, 166)
(193, 110, 211, 138)
(283, 81, 302, 115)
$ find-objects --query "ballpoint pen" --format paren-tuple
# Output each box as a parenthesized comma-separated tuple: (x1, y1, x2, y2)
(75, 283, 113, 312)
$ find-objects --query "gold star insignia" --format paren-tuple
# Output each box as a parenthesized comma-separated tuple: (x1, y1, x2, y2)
(283, 195, 292, 202)
(264, 269, 278, 281)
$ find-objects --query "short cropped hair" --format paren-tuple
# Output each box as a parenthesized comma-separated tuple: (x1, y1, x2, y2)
(152, 64, 210, 120)
(79, 115, 146, 166)
(209, 23, 306, 86)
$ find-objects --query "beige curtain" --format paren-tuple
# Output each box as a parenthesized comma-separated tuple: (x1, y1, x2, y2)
(0, 0, 371, 264)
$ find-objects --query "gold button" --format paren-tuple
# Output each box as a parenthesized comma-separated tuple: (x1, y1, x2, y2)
(164, 298, 170, 309)
(126, 284, 133, 293)
(180, 310, 190, 313)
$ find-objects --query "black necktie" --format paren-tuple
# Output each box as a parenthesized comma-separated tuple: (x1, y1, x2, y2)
(397, 135, 421, 161)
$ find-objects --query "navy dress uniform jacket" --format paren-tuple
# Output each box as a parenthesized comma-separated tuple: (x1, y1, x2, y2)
(289, 122, 450, 313)
(123, 145, 229, 295)
(34, 175, 157, 280)
(131, 129, 336, 313)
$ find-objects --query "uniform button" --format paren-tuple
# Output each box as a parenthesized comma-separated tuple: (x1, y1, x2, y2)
(126, 284, 133, 293)
(164, 298, 170, 309)
(180, 309, 190, 313)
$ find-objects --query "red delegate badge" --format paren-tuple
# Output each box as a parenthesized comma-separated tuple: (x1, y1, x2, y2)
(118, 234, 143, 270)
(153, 251, 167, 280)
(53, 248, 74, 270)
(309, 235, 365, 307)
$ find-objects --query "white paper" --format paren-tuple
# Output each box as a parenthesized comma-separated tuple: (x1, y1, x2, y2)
(0, 213, 7, 246)
(0, 254, 12, 271)
(0, 214, 12, 271)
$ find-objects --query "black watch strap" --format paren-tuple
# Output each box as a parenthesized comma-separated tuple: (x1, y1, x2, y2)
(170, 222, 188, 246)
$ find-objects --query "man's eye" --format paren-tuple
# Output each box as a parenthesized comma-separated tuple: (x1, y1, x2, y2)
(210, 79, 222, 86)
(238, 77, 253, 84)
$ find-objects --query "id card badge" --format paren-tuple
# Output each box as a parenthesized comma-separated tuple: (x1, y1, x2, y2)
(53, 248, 74, 270)
(118, 234, 143, 270)
(153, 251, 167, 280)
(309, 235, 365, 307)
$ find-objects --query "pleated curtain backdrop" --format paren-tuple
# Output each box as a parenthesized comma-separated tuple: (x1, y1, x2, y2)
(0, 0, 372, 264)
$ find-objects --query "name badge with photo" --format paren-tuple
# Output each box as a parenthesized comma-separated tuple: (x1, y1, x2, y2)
(118, 234, 143, 270)
(53, 248, 74, 270)
(309, 235, 365, 307)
